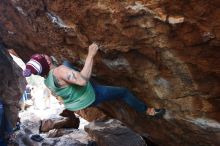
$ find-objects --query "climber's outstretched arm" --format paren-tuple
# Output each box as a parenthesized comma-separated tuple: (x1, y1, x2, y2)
(62, 43, 98, 86)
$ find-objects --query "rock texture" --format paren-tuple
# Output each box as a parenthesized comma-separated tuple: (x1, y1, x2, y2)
(40, 109, 80, 133)
(0, 0, 220, 146)
(85, 119, 146, 146)
(0, 44, 26, 127)
(16, 101, 93, 146)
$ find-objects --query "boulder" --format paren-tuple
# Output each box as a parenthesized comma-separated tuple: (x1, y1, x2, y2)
(0, 0, 220, 145)
(0, 44, 26, 127)
(85, 119, 146, 146)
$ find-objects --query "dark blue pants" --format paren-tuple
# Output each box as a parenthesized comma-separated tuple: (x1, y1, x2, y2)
(0, 101, 6, 146)
(0, 100, 13, 146)
(91, 83, 147, 113)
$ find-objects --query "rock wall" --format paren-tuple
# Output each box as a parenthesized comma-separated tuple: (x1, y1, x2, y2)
(85, 119, 146, 146)
(0, 0, 220, 146)
(0, 44, 26, 127)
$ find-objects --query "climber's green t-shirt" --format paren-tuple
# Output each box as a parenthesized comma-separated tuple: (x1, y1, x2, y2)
(44, 70, 95, 111)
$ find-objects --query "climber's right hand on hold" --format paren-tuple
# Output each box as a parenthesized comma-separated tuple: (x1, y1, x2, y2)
(88, 43, 99, 57)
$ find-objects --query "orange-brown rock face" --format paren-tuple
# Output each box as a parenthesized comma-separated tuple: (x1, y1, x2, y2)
(0, 0, 220, 145)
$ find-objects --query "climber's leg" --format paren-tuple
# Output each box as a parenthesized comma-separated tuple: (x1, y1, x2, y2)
(91, 84, 147, 113)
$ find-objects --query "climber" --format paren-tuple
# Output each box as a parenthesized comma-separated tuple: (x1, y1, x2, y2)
(22, 43, 165, 118)
(19, 85, 33, 111)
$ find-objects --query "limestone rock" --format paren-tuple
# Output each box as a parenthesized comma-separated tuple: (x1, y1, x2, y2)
(167, 16, 184, 24)
(85, 119, 146, 146)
